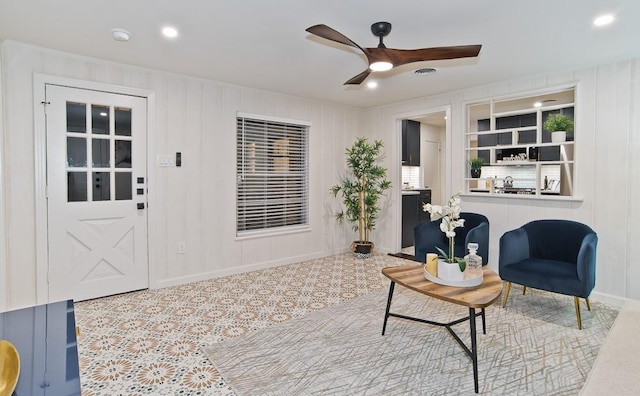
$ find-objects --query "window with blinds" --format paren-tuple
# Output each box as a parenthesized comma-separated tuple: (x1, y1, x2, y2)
(236, 113, 310, 236)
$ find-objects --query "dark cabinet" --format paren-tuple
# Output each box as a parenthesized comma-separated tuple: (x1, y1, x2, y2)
(402, 194, 418, 248)
(401, 189, 431, 248)
(418, 190, 431, 223)
(402, 119, 420, 166)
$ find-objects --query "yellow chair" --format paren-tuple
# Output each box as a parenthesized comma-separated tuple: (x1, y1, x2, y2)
(0, 340, 20, 396)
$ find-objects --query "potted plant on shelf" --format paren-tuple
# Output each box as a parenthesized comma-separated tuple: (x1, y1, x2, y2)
(423, 193, 466, 280)
(543, 113, 574, 143)
(469, 157, 484, 178)
(330, 137, 392, 259)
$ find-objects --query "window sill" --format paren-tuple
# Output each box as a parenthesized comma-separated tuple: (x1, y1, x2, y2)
(236, 225, 311, 241)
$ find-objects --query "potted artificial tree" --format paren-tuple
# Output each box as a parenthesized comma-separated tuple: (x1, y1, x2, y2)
(330, 137, 392, 259)
(543, 113, 574, 143)
(469, 157, 484, 178)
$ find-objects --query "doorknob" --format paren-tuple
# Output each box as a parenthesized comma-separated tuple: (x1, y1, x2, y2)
(137, 203, 145, 210)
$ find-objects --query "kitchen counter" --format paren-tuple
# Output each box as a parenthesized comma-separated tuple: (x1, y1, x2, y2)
(402, 187, 430, 195)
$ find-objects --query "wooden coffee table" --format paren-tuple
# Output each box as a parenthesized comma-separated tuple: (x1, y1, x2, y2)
(381, 265, 503, 393)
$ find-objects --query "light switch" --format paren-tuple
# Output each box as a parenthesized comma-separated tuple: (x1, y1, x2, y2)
(157, 155, 175, 167)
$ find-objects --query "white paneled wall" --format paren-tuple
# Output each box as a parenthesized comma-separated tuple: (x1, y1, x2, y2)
(367, 59, 640, 303)
(2, 39, 640, 308)
(0, 41, 362, 309)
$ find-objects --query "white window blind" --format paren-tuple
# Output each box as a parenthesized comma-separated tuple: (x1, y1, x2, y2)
(236, 114, 309, 236)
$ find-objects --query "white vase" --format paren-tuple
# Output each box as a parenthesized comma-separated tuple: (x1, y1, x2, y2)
(551, 131, 566, 143)
(437, 259, 464, 281)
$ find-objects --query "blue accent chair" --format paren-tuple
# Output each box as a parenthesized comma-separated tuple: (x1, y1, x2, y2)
(499, 219, 598, 329)
(414, 212, 489, 264)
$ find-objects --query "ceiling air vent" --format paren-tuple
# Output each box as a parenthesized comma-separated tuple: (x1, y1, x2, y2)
(414, 68, 437, 75)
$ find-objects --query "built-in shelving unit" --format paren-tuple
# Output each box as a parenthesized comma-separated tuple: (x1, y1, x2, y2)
(465, 87, 576, 198)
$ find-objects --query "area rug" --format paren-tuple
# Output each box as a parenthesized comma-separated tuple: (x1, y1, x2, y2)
(204, 286, 617, 395)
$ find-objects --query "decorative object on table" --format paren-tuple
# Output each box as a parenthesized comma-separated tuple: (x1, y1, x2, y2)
(425, 253, 438, 276)
(423, 193, 466, 280)
(0, 339, 20, 396)
(543, 113, 574, 143)
(499, 219, 597, 329)
(423, 264, 484, 287)
(469, 157, 484, 178)
(464, 243, 483, 278)
(424, 241, 484, 286)
(414, 212, 489, 264)
(330, 137, 392, 259)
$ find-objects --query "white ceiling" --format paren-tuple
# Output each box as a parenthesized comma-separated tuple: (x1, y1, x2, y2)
(1, 0, 639, 108)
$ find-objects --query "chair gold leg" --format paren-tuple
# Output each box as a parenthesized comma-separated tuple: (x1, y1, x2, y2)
(522, 286, 527, 295)
(574, 296, 583, 330)
(585, 298, 591, 311)
(503, 282, 512, 308)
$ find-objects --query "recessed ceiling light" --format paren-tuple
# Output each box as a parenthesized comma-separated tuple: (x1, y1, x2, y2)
(162, 26, 179, 38)
(593, 14, 614, 27)
(533, 102, 542, 108)
(111, 28, 131, 42)
(99, 112, 108, 117)
(366, 81, 378, 89)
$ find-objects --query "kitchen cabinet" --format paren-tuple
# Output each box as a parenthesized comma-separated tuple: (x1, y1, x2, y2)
(402, 194, 418, 248)
(466, 88, 576, 198)
(401, 189, 431, 248)
(402, 119, 420, 166)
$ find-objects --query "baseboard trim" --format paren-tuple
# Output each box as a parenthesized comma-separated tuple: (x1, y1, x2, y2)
(590, 291, 629, 308)
(153, 252, 328, 290)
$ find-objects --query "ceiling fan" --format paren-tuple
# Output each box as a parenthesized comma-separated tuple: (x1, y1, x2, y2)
(305, 22, 482, 85)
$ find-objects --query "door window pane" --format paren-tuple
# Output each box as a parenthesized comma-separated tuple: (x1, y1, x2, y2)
(67, 137, 87, 167)
(115, 107, 132, 136)
(115, 172, 132, 200)
(92, 105, 110, 135)
(66, 102, 86, 133)
(92, 139, 110, 167)
(115, 140, 132, 168)
(92, 172, 111, 201)
(67, 172, 87, 202)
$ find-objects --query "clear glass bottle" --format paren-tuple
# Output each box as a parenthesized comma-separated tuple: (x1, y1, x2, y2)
(464, 243, 483, 279)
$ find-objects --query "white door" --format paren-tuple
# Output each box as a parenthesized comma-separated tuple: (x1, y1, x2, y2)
(45, 84, 148, 302)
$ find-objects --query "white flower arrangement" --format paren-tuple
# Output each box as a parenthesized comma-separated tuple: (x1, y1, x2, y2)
(423, 192, 466, 271)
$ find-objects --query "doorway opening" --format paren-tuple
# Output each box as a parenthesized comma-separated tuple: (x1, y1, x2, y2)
(396, 108, 449, 257)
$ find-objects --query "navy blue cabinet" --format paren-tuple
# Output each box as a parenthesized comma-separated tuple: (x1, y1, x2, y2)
(402, 119, 420, 166)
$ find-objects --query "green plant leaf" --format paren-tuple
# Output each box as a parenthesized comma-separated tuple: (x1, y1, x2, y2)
(456, 258, 467, 272)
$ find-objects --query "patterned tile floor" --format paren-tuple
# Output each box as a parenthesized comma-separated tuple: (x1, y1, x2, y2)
(75, 253, 406, 395)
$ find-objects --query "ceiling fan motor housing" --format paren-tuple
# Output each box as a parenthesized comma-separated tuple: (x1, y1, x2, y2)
(371, 22, 392, 48)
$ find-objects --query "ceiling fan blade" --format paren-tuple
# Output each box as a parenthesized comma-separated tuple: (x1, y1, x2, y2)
(306, 24, 364, 52)
(368, 45, 482, 67)
(344, 69, 371, 85)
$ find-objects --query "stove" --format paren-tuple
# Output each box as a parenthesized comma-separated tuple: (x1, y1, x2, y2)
(495, 187, 535, 195)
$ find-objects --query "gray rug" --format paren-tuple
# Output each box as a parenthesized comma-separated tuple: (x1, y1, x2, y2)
(204, 286, 617, 395)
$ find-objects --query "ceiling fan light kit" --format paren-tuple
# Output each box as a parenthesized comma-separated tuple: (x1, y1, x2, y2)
(306, 21, 482, 85)
(370, 61, 393, 72)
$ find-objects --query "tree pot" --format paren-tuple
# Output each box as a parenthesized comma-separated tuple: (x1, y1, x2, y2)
(470, 168, 482, 178)
(350, 241, 374, 259)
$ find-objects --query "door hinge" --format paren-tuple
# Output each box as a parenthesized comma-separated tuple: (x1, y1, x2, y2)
(41, 101, 50, 115)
